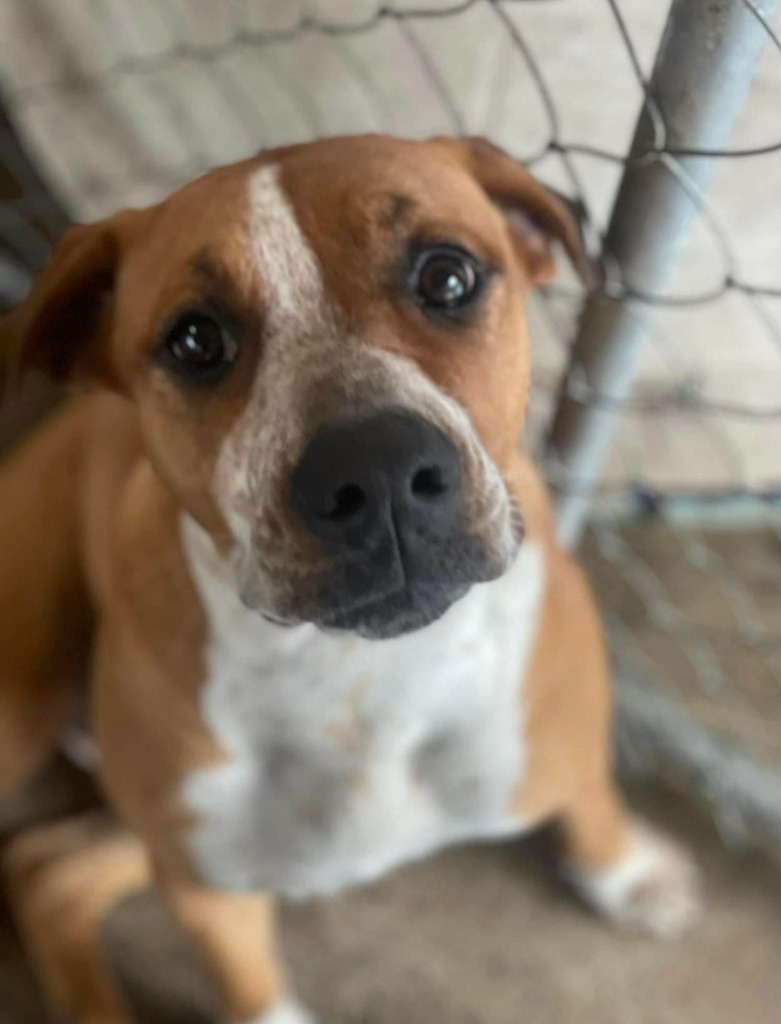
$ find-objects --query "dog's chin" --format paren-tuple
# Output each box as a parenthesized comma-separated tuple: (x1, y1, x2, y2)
(313, 582, 472, 640)
(243, 580, 467, 637)
(243, 523, 524, 640)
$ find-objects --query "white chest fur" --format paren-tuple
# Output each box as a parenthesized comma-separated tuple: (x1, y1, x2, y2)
(181, 519, 546, 898)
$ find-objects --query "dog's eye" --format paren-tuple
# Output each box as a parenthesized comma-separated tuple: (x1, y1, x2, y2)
(412, 247, 480, 312)
(158, 312, 238, 384)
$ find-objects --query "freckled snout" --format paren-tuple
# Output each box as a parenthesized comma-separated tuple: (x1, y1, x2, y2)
(291, 408, 462, 575)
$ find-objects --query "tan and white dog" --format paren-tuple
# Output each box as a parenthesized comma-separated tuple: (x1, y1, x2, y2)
(0, 135, 699, 1024)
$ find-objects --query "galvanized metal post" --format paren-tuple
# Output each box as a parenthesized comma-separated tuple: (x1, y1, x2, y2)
(546, 0, 781, 549)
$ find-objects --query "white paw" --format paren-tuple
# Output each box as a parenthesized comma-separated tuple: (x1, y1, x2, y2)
(567, 821, 702, 938)
(235, 998, 316, 1024)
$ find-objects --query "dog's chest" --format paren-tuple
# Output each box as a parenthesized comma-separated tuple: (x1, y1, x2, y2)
(182, 528, 545, 898)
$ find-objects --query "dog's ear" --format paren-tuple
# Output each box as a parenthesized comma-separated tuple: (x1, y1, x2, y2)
(440, 136, 596, 289)
(2, 209, 146, 395)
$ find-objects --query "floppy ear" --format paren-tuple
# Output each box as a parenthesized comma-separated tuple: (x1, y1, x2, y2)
(2, 209, 144, 395)
(442, 136, 596, 289)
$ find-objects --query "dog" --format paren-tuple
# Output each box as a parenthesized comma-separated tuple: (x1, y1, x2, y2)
(0, 135, 700, 1024)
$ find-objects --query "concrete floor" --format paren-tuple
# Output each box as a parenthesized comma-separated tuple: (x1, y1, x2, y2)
(2, 780, 781, 1024)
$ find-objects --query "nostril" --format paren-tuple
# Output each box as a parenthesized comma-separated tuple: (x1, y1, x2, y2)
(320, 483, 367, 522)
(411, 465, 448, 501)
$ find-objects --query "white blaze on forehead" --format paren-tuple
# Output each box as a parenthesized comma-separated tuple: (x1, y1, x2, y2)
(248, 162, 327, 331)
(213, 162, 330, 556)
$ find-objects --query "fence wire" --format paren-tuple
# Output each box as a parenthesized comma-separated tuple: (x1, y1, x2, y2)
(1, 0, 781, 849)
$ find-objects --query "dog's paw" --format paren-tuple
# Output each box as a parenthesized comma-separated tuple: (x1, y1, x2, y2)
(237, 999, 317, 1024)
(567, 821, 702, 938)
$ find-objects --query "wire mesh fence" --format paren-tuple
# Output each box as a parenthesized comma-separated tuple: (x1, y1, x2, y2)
(1, 0, 781, 850)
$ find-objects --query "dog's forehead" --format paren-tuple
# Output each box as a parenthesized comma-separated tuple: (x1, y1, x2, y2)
(120, 137, 507, 350)
(151, 136, 490, 252)
(274, 136, 505, 264)
(255, 137, 506, 328)
(118, 161, 263, 333)
(274, 135, 485, 216)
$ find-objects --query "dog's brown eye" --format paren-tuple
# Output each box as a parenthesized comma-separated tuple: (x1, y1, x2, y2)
(159, 311, 237, 384)
(413, 247, 479, 312)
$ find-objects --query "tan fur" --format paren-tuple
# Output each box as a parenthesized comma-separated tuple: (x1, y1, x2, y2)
(155, 871, 287, 1023)
(0, 401, 92, 790)
(2, 813, 149, 1024)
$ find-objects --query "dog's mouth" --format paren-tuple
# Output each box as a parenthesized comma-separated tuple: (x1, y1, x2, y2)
(258, 583, 465, 637)
(249, 501, 524, 640)
(252, 532, 519, 640)
(313, 580, 472, 639)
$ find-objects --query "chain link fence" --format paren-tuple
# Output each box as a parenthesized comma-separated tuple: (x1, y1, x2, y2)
(1, 0, 781, 851)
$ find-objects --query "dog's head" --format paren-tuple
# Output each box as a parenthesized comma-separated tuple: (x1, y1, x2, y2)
(4, 135, 590, 638)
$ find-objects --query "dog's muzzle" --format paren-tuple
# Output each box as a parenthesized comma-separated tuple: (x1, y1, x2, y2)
(290, 408, 492, 637)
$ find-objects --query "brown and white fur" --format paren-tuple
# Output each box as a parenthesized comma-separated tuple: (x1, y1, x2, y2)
(0, 135, 699, 1024)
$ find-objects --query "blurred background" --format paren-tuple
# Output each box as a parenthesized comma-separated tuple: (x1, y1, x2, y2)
(1, 2, 781, 1022)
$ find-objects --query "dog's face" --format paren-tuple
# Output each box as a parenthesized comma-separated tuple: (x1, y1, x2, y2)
(5, 136, 588, 638)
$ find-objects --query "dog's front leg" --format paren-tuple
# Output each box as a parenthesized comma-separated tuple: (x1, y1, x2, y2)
(91, 566, 314, 1021)
(153, 867, 312, 1024)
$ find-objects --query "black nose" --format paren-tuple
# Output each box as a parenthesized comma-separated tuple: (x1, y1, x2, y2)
(291, 409, 462, 564)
